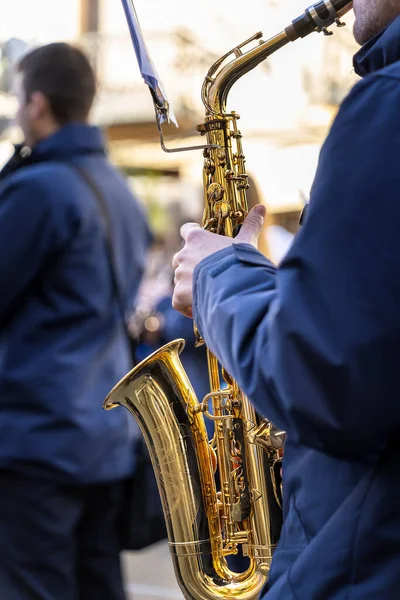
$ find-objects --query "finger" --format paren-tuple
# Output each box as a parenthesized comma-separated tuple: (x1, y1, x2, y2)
(236, 205, 266, 247)
(181, 306, 193, 319)
(180, 222, 201, 241)
(172, 292, 193, 318)
(172, 250, 182, 269)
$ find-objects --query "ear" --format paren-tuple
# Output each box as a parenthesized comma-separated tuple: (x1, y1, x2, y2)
(28, 91, 50, 120)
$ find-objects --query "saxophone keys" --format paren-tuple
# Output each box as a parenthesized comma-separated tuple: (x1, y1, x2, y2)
(217, 149, 227, 166)
(214, 200, 230, 219)
(335, 17, 346, 27)
(204, 157, 215, 175)
(258, 563, 271, 576)
(207, 182, 225, 202)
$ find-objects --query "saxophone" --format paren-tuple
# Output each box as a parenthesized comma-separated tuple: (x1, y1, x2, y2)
(104, 2, 353, 599)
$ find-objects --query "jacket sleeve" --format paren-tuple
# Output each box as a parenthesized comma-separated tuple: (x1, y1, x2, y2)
(193, 74, 400, 462)
(0, 178, 75, 320)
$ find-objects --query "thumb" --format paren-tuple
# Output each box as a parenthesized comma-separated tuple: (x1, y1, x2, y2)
(236, 204, 266, 247)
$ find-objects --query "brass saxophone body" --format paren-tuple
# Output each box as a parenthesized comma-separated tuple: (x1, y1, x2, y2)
(104, 3, 353, 599)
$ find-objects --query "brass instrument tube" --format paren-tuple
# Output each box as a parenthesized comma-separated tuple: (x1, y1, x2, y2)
(207, 31, 290, 115)
(104, 341, 266, 599)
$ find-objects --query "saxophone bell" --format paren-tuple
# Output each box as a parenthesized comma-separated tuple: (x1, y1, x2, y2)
(104, 340, 277, 600)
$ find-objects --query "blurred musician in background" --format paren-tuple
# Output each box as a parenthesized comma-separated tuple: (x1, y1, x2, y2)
(0, 43, 151, 600)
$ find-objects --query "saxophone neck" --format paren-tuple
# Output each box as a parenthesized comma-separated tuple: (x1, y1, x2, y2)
(203, 31, 290, 116)
(203, 0, 353, 116)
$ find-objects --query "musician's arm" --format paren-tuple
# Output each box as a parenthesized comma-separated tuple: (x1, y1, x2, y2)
(193, 74, 400, 462)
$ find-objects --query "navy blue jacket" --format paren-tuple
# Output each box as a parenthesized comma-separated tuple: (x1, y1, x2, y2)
(193, 18, 400, 600)
(0, 124, 151, 484)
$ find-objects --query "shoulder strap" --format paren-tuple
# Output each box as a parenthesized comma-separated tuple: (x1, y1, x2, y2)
(67, 162, 126, 321)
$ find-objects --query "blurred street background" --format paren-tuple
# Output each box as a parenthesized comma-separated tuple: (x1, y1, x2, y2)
(0, 0, 358, 252)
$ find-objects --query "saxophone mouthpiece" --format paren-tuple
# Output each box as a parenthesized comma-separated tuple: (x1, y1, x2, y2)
(285, 0, 353, 41)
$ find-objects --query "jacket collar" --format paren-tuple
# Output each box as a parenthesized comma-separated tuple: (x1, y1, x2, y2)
(32, 123, 105, 160)
(354, 15, 400, 77)
(1, 123, 105, 181)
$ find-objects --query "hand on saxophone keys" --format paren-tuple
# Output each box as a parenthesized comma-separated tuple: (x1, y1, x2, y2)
(172, 204, 266, 317)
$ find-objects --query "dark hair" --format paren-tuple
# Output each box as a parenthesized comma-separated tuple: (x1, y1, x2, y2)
(18, 42, 96, 124)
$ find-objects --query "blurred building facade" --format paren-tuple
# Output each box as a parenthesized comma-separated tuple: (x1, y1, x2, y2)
(0, 0, 359, 242)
